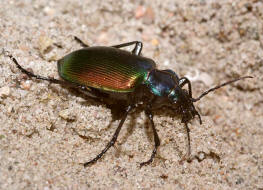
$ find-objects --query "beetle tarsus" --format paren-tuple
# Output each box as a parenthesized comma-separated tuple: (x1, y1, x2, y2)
(184, 123, 191, 159)
(83, 105, 134, 167)
(74, 36, 89, 48)
(139, 146, 158, 168)
(183, 151, 220, 163)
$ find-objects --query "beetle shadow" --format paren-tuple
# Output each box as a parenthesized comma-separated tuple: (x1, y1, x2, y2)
(49, 86, 183, 143)
(47, 85, 220, 164)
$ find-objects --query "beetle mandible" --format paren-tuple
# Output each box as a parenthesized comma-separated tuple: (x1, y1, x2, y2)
(5, 37, 252, 167)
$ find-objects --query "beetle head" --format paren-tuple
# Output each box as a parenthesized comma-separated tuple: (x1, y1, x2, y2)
(146, 69, 252, 125)
(168, 87, 202, 124)
(168, 76, 253, 125)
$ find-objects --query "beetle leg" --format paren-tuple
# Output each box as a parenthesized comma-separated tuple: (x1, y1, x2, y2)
(73, 37, 143, 55)
(74, 36, 89, 47)
(6, 53, 70, 86)
(111, 41, 143, 55)
(184, 123, 191, 160)
(179, 77, 192, 98)
(84, 105, 134, 167)
(140, 108, 160, 167)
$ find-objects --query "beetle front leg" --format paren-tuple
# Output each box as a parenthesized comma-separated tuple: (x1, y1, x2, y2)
(140, 108, 160, 167)
(179, 77, 192, 98)
(84, 105, 134, 167)
(184, 123, 191, 160)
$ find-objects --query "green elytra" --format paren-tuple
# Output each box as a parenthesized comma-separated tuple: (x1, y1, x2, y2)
(57, 46, 156, 92)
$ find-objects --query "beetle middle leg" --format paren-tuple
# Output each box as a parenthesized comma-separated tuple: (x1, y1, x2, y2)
(111, 41, 143, 55)
(84, 105, 134, 167)
(140, 107, 160, 167)
(73, 36, 143, 55)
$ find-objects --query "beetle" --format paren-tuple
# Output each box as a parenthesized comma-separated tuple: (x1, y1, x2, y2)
(5, 37, 252, 167)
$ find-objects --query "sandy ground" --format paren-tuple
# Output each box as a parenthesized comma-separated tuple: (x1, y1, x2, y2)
(0, 0, 262, 189)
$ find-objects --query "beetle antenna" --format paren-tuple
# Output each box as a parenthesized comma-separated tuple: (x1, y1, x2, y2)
(192, 76, 253, 102)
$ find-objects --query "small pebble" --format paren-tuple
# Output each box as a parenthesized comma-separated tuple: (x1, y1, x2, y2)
(163, 60, 170, 66)
(20, 80, 32, 90)
(43, 6, 55, 16)
(151, 39, 159, 46)
(135, 6, 146, 19)
(143, 7, 155, 24)
(59, 109, 76, 121)
(38, 35, 53, 55)
(0, 86, 11, 98)
(185, 70, 214, 86)
(96, 32, 108, 44)
(135, 6, 155, 24)
(198, 152, 205, 160)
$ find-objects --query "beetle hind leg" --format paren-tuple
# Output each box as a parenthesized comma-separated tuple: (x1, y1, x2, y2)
(6, 52, 66, 85)
(140, 108, 160, 167)
(83, 105, 134, 167)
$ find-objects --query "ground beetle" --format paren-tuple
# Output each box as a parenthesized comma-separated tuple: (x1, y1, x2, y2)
(5, 37, 252, 167)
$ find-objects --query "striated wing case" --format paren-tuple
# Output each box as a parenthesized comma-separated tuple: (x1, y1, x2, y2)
(57, 47, 156, 92)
